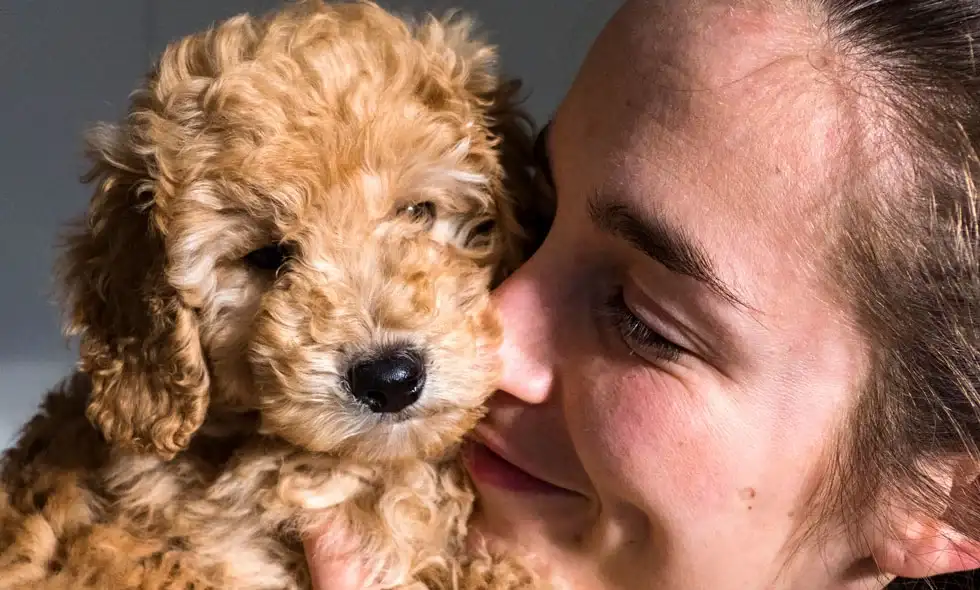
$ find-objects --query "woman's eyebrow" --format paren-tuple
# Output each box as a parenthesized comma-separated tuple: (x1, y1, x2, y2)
(588, 192, 746, 307)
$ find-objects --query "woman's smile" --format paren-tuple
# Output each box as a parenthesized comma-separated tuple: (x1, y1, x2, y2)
(464, 428, 585, 497)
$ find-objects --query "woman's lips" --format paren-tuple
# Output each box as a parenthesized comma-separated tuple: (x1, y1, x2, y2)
(462, 438, 580, 496)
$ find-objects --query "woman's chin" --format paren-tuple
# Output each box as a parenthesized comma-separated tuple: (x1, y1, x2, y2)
(465, 457, 594, 551)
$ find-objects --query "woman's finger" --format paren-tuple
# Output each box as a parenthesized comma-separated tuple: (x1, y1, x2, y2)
(304, 524, 372, 590)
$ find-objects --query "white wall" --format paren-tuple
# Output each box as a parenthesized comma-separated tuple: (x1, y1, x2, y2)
(0, 0, 620, 447)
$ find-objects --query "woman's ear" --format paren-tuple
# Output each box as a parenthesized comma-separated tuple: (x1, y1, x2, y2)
(57, 123, 210, 460)
(869, 458, 980, 578)
(872, 518, 980, 578)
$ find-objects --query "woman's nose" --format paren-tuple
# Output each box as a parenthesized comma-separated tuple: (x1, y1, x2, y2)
(491, 264, 556, 405)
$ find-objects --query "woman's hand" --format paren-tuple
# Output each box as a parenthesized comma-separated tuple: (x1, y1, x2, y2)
(303, 524, 373, 590)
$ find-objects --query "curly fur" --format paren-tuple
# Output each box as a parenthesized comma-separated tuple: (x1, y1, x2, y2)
(0, 1, 549, 588)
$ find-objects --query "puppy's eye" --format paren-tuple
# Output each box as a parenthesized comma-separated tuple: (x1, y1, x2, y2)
(397, 201, 437, 226)
(244, 243, 293, 271)
(464, 218, 497, 248)
(472, 219, 496, 235)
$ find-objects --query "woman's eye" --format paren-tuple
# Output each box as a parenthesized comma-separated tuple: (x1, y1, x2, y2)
(601, 287, 683, 363)
(244, 243, 293, 270)
(398, 201, 437, 226)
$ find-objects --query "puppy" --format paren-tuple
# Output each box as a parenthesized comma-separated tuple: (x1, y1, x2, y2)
(0, 1, 549, 588)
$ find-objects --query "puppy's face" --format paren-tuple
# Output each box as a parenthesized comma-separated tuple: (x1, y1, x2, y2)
(188, 120, 504, 463)
(205, 156, 500, 464)
(64, 3, 531, 462)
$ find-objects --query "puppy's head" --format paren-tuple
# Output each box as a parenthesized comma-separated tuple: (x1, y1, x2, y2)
(59, 0, 538, 462)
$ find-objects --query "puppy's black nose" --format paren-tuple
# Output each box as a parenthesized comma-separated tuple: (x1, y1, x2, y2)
(346, 349, 426, 413)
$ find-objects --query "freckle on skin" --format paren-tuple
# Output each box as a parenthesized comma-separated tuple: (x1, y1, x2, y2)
(737, 488, 757, 511)
(738, 487, 755, 510)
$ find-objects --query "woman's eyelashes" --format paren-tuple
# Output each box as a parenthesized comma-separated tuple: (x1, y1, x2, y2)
(601, 286, 683, 363)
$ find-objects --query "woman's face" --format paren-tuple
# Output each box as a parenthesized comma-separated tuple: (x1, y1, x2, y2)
(463, 3, 874, 589)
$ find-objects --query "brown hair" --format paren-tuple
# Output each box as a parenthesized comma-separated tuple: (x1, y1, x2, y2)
(809, 0, 980, 585)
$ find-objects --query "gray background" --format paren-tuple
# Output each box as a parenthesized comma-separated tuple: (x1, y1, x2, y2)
(0, 1, 619, 447)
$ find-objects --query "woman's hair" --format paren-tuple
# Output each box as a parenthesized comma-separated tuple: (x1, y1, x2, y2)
(811, 0, 980, 584)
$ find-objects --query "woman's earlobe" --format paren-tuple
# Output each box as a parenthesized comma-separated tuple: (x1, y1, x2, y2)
(870, 458, 980, 578)
(870, 516, 980, 578)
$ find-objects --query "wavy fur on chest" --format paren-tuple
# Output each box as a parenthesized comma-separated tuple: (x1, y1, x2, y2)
(0, 375, 525, 589)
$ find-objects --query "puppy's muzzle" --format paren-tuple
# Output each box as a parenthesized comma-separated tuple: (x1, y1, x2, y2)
(346, 347, 426, 414)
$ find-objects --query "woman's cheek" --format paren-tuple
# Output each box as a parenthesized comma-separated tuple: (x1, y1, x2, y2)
(574, 367, 744, 518)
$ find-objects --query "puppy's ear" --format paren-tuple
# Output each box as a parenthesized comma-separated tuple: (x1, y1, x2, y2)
(463, 69, 557, 283)
(482, 78, 556, 282)
(419, 12, 556, 281)
(57, 122, 209, 460)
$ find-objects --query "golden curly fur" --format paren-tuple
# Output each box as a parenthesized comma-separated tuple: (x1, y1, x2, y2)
(0, 1, 552, 588)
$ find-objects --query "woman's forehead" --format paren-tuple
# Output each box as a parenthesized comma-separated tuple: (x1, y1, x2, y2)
(549, 3, 854, 317)
(561, 0, 847, 210)
(559, 54, 844, 215)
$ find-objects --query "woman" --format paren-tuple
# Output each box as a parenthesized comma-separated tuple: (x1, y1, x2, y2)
(308, 0, 980, 587)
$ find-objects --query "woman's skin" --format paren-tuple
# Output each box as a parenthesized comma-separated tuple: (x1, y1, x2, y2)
(308, 1, 980, 588)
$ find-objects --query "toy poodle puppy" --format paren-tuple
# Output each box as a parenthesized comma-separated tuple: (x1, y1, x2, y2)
(0, 1, 551, 588)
